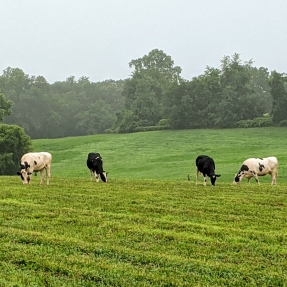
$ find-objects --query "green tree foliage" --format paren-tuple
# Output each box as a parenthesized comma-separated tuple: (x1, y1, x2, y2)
(163, 80, 195, 129)
(0, 51, 283, 136)
(114, 109, 139, 133)
(115, 49, 182, 130)
(0, 92, 13, 122)
(0, 68, 124, 138)
(248, 67, 272, 114)
(212, 54, 254, 127)
(165, 53, 271, 129)
(0, 124, 32, 175)
(269, 71, 287, 123)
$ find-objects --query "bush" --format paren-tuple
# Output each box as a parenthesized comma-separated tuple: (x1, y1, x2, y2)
(0, 124, 33, 175)
(234, 117, 273, 128)
(135, 125, 170, 132)
(158, 119, 170, 127)
(279, 120, 287, 127)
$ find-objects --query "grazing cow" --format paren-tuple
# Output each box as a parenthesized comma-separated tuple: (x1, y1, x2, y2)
(87, 152, 108, 182)
(17, 152, 52, 185)
(196, 155, 221, 186)
(233, 157, 278, 185)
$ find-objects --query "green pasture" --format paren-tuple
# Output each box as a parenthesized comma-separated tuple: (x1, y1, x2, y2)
(33, 127, 287, 184)
(1, 127, 287, 286)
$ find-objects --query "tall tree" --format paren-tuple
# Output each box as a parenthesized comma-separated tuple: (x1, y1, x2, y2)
(0, 92, 13, 122)
(0, 124, 32, 175)
(247, 67, 271, 114)
(117, 49, 182, 130)
(211, 54, 265, 127)
(269, 71, 287, 123)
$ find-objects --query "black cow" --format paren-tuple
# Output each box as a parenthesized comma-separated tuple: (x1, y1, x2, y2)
(87, 152, 108, 182)
(196, 155, 221, 186)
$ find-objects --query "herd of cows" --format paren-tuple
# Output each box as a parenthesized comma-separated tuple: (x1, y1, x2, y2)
(16, 152, 278, 186)
(16, 152, 108, 185)
(195, 155, 278, 186)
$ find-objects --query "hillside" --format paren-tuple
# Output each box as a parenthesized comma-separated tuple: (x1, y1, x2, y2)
(33, 127, 287, 184)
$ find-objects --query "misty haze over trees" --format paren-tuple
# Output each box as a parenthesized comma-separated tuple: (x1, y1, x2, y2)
(1, 49, 287, 139)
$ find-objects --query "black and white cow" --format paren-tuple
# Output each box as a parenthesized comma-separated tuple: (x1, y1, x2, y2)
(233, 157, 278, 185)
(87, 152, 108, 182)
(196, 155, 221, 186)
(17, 152, 52, 184)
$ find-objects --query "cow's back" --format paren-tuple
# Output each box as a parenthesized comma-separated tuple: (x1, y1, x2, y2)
(265, 157, 278, 172)
(21, 152, 36, 164)
(38, 152, 52, 164)
(196, 155, 215, 173)
(20, 152, 52, 173)
(87, 153, 102, 170)
(266, 156, 278, 167)
(22, 152, 51, 161)
(196, 155, 207, 171)
(242, 157, 278, 175)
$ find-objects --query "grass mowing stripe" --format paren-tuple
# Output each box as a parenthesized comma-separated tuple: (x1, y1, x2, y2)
(1, 127, 287, 285)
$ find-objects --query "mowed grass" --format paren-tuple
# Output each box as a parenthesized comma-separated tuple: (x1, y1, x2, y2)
(1, 127, 287, 286)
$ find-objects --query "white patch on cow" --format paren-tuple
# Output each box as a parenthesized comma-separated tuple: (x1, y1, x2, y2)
(17, 152, 52, 185)
(101, 171, 108, 182)
(233, 157, 278, 185)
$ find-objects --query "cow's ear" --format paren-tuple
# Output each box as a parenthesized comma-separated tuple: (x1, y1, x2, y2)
(17, 171, 21, 175)
(216, 174, 221, 177)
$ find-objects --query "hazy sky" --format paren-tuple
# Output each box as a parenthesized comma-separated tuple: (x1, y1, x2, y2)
(1, 0, 286, 83)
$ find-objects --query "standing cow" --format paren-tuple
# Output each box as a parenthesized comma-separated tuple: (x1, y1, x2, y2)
(233, 157, 278, 185)
(87, 152, 108, 182)
(196, 155, 221, 186)
(17, 152, 52, 184)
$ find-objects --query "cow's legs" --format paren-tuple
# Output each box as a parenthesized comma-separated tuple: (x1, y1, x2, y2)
(271, 171, 277, 185)
(254, 174, 260, 184)
(95, 173, 100, 182)
(203, 174, 207, 186)
(90, 170, 94, 181)
(196, 168, 199, 185)
(39, 169, 45, 184)
(46, 166, 51, 185)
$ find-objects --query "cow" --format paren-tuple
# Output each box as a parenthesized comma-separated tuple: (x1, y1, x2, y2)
(17, 152, 52, 185)
(196, 155, 221, 186)
(87, 152, 108, 182)
(233, 157, 278, 185)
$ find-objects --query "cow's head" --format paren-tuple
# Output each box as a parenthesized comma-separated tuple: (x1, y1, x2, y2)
(211, 174, 221, 186)
(100, 171, 108, 182)
(233, 172, 243, 184)
(233, 164, 249, 184)
(17, 162, 32, 184)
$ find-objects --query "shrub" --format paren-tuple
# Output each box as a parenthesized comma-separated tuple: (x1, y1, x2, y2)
(0, 124, 33, 175)
(158, 119, 170, 127)
(279, 120, 287, 127)
(234, 117, 273, 128)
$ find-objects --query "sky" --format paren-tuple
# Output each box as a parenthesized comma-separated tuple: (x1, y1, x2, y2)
(0, 0, 286, 83)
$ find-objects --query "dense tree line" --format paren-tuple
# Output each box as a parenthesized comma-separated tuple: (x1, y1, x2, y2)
(114, 50, 287, 132)
(0, 68, 125, 138)
(1, 49, 287, 139)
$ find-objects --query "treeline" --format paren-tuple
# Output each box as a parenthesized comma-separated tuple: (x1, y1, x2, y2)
(114, 50, 287, 132)
(0, 68, 125, 138)
(1, 49, 287, 139)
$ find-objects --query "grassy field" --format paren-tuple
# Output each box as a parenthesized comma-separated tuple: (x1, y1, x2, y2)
(1, 127, 287, 286)
(34, 127, 287, 183)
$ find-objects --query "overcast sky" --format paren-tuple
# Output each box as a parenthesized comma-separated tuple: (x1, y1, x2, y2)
(1, 0, 286, 83)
